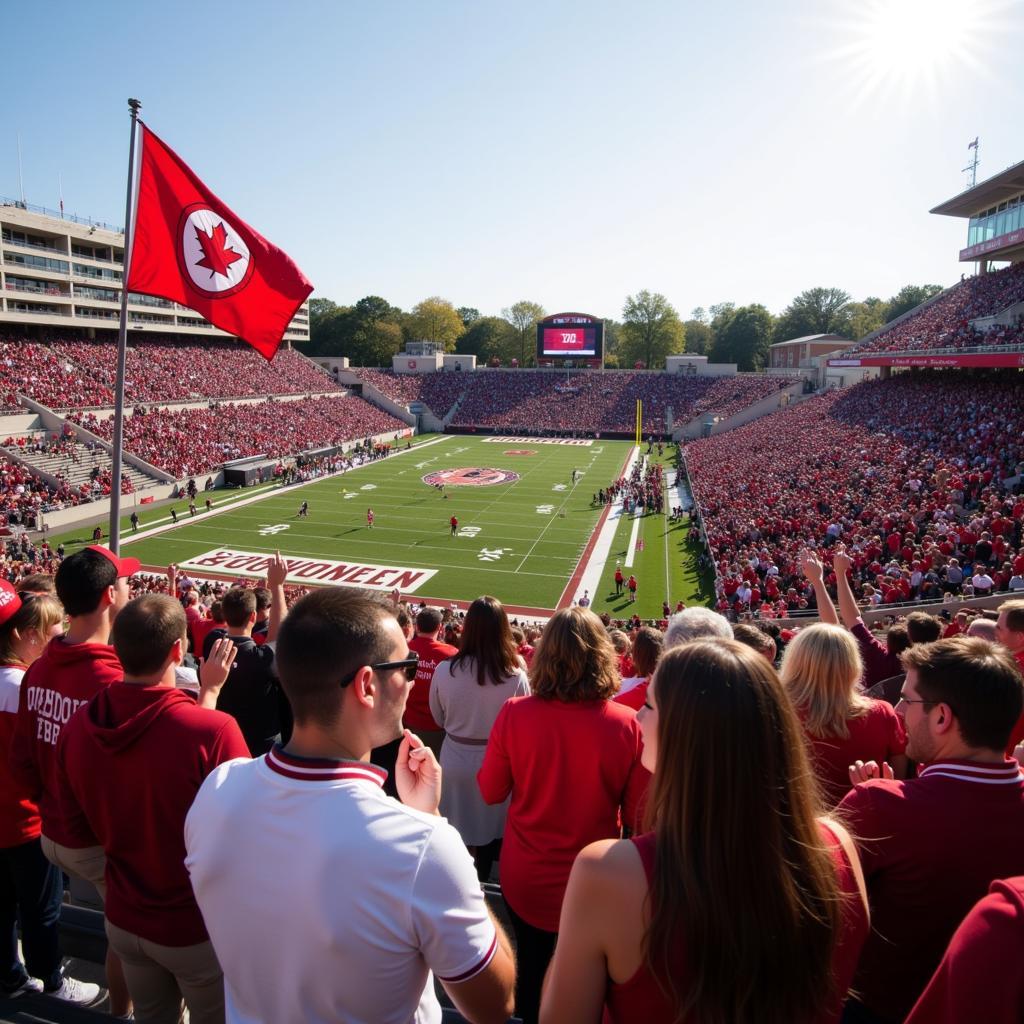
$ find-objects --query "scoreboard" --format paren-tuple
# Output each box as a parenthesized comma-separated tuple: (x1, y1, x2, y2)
(536, 313, 604, 366)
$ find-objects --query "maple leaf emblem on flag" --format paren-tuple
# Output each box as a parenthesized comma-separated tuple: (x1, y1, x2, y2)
(193, 221, 245, 280)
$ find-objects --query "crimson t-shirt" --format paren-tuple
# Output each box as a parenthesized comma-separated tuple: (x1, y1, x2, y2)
(801, 700, 906, 807)
(478, 695, 648, 931)
(403, 634, 457, 732)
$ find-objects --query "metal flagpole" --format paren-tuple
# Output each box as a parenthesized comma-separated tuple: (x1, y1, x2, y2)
(108, 98, 142, 554)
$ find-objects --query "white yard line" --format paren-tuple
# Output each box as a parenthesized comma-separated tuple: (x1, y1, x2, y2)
(571, 446, 642, 602)
(119, 436, 451, 549)
(663, 470, 672, 606)
(623, 512, 642, 569)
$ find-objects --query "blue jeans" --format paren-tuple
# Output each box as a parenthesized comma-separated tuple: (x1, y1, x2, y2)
(0, 838, 63, 989)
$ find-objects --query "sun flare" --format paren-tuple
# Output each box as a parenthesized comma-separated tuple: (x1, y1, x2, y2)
(824, 0, 1004, 106)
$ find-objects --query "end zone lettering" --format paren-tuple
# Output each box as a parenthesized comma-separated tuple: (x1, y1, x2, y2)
(177, 549, 437, 593)
(482, 437, 593, 446)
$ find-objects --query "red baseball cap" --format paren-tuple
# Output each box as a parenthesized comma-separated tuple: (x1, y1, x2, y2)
(0, 580, 22, 628)
(87, 545, 141, 578)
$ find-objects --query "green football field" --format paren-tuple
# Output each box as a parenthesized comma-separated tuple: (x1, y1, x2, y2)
(89, 435, 709, 617)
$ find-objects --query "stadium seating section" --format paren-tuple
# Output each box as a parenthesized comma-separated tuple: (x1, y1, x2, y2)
(352, 368, 799, 433)
(686, 369, 1024, 612)
(69, 396, 409, 478)
(0, 336, 340, 409)
(846, 262, 1024, 355)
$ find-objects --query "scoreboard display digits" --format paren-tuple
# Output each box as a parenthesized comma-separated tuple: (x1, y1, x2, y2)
(536, 315, 604, 364)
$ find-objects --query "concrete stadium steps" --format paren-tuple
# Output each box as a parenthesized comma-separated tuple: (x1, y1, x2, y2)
(4, 441, 162, 493)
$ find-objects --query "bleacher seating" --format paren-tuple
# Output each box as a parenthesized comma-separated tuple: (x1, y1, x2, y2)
(0, 336, 340, 410)
(686, 369, 1024, 614)
(349, 368, 468, 419)
(69, 395, 409, 478)
(847, 262, 1024, 355)
(447, 370, 796, 434)
(3, 436, 157, 496)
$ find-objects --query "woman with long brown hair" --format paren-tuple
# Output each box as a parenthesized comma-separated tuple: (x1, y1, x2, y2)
(428, 595, 527, 880)
(478, 606, 647, 1024)
(781, 622, 908, 806)
(541, 639, 870, 1024)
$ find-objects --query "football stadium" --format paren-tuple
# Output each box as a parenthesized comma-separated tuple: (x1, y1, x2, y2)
(3, 4, 1024, 1023)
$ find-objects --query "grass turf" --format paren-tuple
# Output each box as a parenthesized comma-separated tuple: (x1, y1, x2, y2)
(95, 435, 708, 616)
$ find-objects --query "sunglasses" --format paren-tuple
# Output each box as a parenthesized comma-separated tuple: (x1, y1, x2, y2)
(339, 654, 419, 688)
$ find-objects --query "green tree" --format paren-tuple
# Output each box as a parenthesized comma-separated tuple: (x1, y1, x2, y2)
(349, 319, 404, 366)
(457, 306, 480, 328)
(773, 287, 852, 342)
(711, 304, 774, 371)
(885, 283, 944, 322)
(501, 300, 546, 366)
(308, 295, 406, 364)
(844, 297, 888, 341)
(620, 291, 685, 369)
(602, 317, 621, 363)
(407, 296, 464, 350)
(457, 316, 516, 363)
(683, 319, 713, 355)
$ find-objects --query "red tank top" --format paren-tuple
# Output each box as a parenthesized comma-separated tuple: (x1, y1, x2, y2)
(602, 823, 868, 1024)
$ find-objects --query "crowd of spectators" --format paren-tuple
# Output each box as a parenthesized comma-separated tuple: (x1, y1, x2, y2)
(847, 262, 1024, 355)
(4, 559, 1022, 1023)
(686, 369, 1024, 619)
(349, 368, 468, 419)
(349, 368, 797, 434)
(447, 369, 795, 434)
(0, 336, 340, 412)
(70, 396, 408, 478)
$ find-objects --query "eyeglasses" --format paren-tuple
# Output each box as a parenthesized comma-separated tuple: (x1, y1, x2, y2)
(339, 654, 419, 688)
(897, 692, 935, 707)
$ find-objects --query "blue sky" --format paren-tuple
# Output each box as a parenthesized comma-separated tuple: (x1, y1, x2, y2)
(6, 0, 1023, 320)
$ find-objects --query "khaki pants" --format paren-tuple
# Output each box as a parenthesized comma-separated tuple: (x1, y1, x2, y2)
(40, 836, 107, 902)
(105, 921, 224, 1024)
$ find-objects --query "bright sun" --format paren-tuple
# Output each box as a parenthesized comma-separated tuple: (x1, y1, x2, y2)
(827, 0, 1002, 105)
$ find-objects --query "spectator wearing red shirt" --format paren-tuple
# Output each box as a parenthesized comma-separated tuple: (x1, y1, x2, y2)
(9, 546, 137, 1017)
(779, 622, 907, 806)
(541, 641, 869, 1024)
(56, 597, 249, 1022)
(906, 876, 1024, 1024)
(0, 587, 100, 1003)
(404, 607, 458, 758)
(478, 607, 647, 1024)
(839, 637, 1024, 1024)
(190, 600, 225, 657)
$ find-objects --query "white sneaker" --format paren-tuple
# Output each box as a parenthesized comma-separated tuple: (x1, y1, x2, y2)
(44, 973, 102, 1006)
(3, 975, 43, 996)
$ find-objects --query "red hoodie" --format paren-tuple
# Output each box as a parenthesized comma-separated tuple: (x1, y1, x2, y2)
(0, 664, 40, 848)
(9, 637, 123, 847)
(56, 683, 249, 946)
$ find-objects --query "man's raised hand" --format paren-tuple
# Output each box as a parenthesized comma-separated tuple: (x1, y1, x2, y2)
(198, 637, 237, 709)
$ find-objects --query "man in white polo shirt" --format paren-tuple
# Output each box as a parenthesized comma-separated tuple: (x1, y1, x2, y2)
(184, 587, 515, 1024)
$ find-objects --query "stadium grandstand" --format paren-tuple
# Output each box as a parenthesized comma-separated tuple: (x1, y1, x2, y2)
(3, 155, 1024, 1024)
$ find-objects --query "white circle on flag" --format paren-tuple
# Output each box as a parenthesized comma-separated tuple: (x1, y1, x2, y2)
(179, 207, 252, 296)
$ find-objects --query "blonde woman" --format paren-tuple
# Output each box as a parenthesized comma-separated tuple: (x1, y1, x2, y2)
(781, 623, 908, 805)
(0, 586, 87, 999)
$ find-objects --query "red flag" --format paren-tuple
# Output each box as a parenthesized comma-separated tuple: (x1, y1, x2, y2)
(126, 124, 312, 360)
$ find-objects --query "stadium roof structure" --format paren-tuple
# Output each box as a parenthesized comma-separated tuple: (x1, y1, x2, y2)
(930, 158, 1024, 218)
(770, 333, 848, 349)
